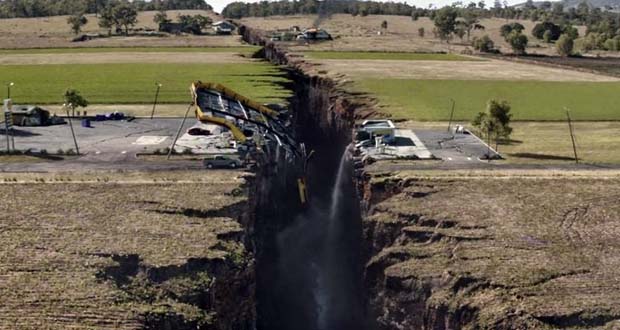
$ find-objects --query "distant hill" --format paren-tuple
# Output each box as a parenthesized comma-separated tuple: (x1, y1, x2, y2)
(562, 0, 620, 9)
(514, 0, 620, 10)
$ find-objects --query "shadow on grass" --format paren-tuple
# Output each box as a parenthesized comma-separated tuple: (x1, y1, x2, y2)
(498, 138, 523, 145)
(508, 152, 577, 161)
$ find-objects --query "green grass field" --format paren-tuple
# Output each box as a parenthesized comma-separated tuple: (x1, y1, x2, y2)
(356, 79, 620, 121)
(304, 51, 477, 61)
(0, 46, 261, 55)
(0, 63, 290, 104)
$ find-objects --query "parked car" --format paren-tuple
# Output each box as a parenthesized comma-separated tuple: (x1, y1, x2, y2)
(203, 155, 243, 169)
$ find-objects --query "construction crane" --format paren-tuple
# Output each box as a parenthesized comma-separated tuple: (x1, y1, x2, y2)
(191, 81, 311, 204)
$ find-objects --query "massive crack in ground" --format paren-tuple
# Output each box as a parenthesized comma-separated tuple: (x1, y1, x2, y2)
(250, 65, 375, 330)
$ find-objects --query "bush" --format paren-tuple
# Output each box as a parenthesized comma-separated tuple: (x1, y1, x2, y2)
(532, 22, 561, 41)
(473, 35, 495, 52)
(500, 22, 524, 37)
(56, 149, 65, 155)
(507, 31, 528, 55)
(543, 30, 552, 43)
(604, 37, 620, 51)
(418, 27, 425, 38)
(556, 34, 574, 56)
(65, 148, 76, 155)
(182, 148, 193, 155)
(40, 149, 48, 155)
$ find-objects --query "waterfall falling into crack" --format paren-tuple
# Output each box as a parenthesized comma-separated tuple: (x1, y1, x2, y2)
(270, 145, 369, 330)
(317, 144, 355, 330)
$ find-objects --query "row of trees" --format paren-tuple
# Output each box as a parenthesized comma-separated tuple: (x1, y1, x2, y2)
(154, 11, 213, 34)
(0, 0, 210, 19)
(68, 3, 214, 35)
(222, 0, 415, 19)
(66, 1, 138, 35)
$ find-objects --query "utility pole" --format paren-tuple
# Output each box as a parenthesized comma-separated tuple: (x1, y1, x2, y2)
(167, 104, 193, 160)
(447, 98, 455, 133)
(64, 103, 80, 155)
(150, 82, 162, 119)
(487, 126, 491, 163)
(566, 108, 578, 164)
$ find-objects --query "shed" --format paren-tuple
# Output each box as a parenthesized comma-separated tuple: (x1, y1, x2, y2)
(212, 21, 236, 34)
(10, 105, 64, 126)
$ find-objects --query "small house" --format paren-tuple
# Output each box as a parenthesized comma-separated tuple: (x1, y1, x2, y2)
(10, 105, 64, 126)
(212, 21, 236, 35)
(296, 28, 332, 40)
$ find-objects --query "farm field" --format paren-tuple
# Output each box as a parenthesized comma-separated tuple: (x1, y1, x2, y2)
(356, 79, 620, 121)
(0, 171, 252, 329)
(0, 62, 291, 105)
(364, 172, 620, 328)
(243, 15, 584, 55)
(303, 51, 475, 61)
(0, 10, 240, 49)
(0, 46, 260, 54)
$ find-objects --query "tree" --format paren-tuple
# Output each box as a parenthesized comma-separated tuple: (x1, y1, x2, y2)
(154, 10, 170, 25)
(64, 89, 89, 117)
(506, 30, 528, 54)
(473, 35, 494, 52)
(455, 21, 467, 40)
(98, 4, 117, 35)
(471, 99, 512, 151)
(113, 3, 138, 35)
(461, 10, 479, 40)
(556, 34, 574, 56)
(500, 22, 524, 38)
(433, 6, 458, 42)
(532, 22, 561, 41)
(67, 13, 88, 35)
(192, 14, 212, 30)
(543, 30, 552, 43)
(563, 25, 579, 40)
(381, 20, 388, 30)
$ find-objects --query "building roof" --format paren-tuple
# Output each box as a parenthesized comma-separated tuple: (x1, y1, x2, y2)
(213, 20, 234, 27)
(10, 105, 44, 115)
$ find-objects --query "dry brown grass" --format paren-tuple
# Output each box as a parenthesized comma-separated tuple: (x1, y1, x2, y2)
(0, 170, 249, 328)
(313, 58, 618, 82)
(0, 10, 242, 49)
(367, 174, 620, 328)
(241, 15, 585, 55)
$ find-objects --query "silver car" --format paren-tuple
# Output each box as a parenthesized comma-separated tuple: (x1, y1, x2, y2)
(203, 155, 243, 169)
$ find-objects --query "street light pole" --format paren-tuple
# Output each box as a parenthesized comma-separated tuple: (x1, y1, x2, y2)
(7, 82, 14, 99)
(150, 82, 162, 119)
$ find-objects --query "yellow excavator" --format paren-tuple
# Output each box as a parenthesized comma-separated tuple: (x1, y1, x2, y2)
(190, 81, 311, 204)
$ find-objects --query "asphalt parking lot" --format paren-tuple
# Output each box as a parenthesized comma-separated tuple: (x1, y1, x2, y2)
(412, 128, 500, 164)
(2, 118, 188, 162)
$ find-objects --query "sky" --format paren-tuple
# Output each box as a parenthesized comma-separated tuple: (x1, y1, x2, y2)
(207, 0, 543, 13)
